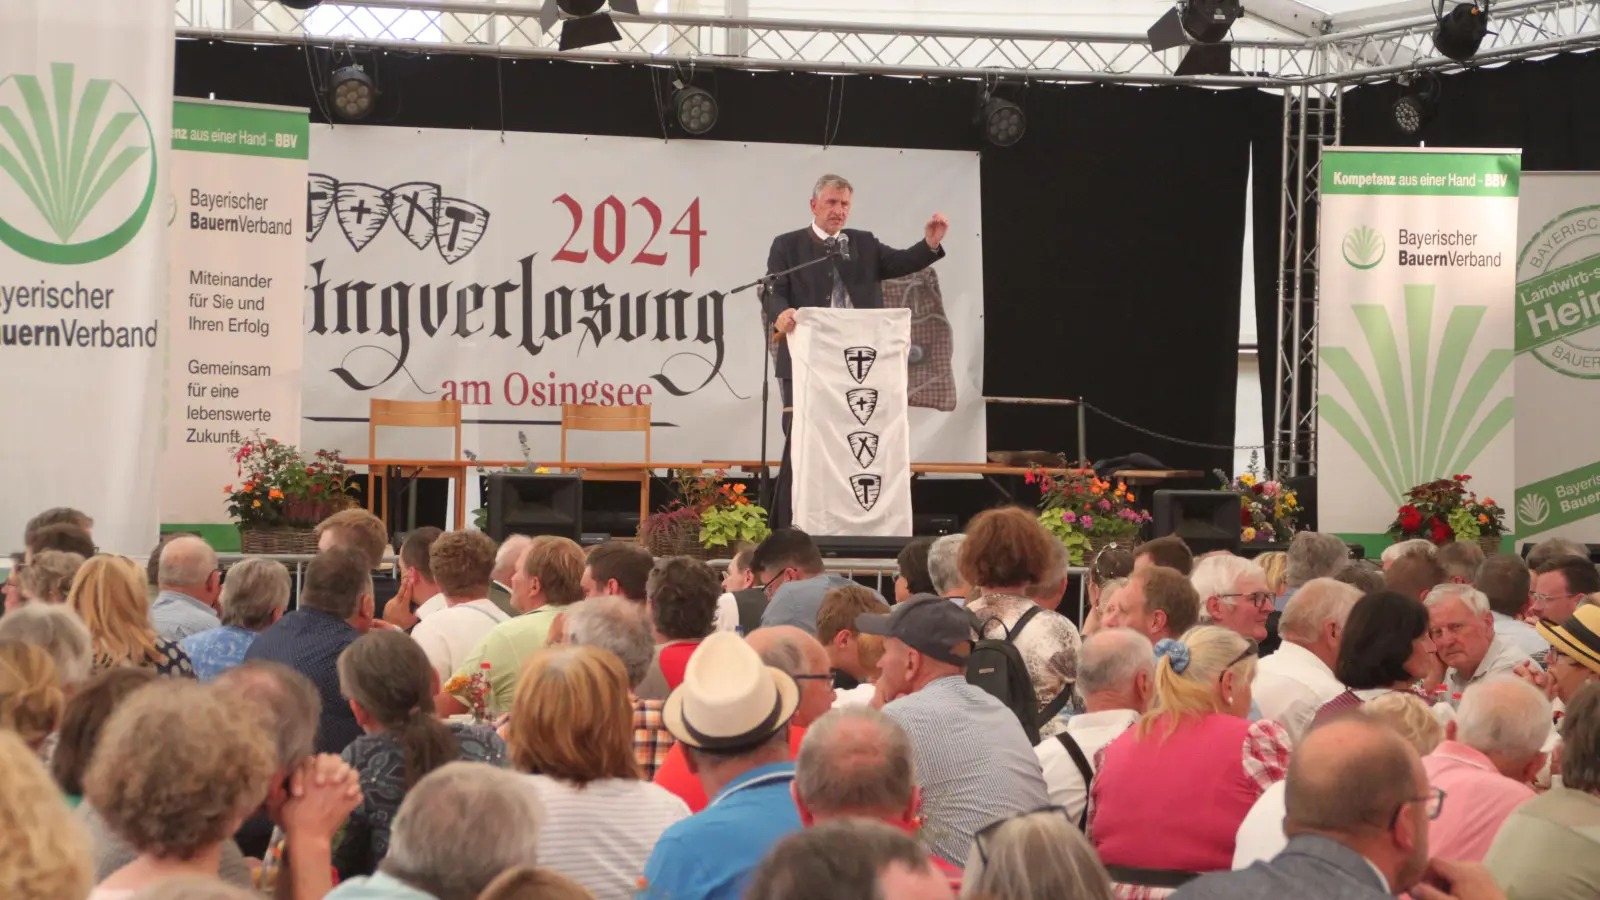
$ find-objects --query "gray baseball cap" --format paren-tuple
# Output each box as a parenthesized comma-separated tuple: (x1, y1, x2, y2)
(855, 594, 973, 666)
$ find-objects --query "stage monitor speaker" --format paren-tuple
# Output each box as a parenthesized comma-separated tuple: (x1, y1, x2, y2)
(1152, 490, 1242, 556)
(812, 535, 916, 560)
(486, 473, 583, 542)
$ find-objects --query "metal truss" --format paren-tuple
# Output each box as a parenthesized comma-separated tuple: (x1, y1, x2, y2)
(173, 0, 1600, 86)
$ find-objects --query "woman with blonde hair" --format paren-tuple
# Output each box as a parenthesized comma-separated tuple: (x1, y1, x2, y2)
(17, 550, 86, 606)
(962, 808, 1114, 900)
(334, 630, 506, 880)
(0, 642, 65, 755)
(507, 645, 689, 900)
(1253, 552, 1288, 598)
(0, 730, 92, 900)
(68, 555, 194, 677)
(1090, 626, 1291, 898)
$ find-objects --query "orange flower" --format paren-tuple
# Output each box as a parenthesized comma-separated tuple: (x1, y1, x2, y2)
(1478, 514, 1489, 523)
(243, 481, 256, 493)
(269, 489, 284, 500)
(252, 500, 261, 508)
(224, 484, 233, 493)
(734, 484, 746, 494)
(1484, 498, 1495, 506)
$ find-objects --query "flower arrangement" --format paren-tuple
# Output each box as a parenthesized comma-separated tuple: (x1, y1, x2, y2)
(1215, 455, 1300, 544)
(224, 432, 355, 528)
(442, 663, 492, 723)
(1388, 474, 1506, 545)
(641, 469, 770, 553)
(1026, 465, 1151, 566)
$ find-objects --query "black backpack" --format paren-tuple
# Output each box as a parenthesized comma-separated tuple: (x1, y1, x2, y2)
(965, 605, 1072, 744)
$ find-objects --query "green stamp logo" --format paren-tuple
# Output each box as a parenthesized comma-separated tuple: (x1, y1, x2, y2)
(1515, 205, 1600, 379)
(0, 62, 157, 265)
(1343, 226, 1385, 270)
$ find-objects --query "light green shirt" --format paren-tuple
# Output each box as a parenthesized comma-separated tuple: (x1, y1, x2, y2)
(1484, 786, 1600, 900)
(454, 604, 568, 713)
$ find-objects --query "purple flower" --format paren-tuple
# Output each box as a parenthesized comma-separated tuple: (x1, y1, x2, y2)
(1081, 515, 1094, 530)
(1098, 499, 1112, 511)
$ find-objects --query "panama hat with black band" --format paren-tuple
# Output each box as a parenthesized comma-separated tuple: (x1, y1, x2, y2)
(1537, 605, 1600, 677)
(662, 631, 800, 754)
(854, 594, 975, 665)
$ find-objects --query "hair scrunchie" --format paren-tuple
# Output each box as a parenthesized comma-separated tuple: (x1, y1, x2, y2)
(1154, 638, 1191, 675)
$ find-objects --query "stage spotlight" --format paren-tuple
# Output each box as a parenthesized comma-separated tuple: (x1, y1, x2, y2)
(1434, 2, 1489, 62)
(673, 86, 718, 136)
(541, 0, 640, 51)
(329, 66, 376, 121)
(981, 97, 1025, 147)
(1148, 0, 1243, 51)
(1392, 74, 1441, 135)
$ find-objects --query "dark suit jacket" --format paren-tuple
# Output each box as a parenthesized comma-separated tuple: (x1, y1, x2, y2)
(761, 226, 945, 378)
(1170, 835, 1393, 900)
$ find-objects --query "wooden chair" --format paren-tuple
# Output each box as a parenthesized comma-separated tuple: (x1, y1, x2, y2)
(559, 404, 653, 525)
(368, 398, 465, 532)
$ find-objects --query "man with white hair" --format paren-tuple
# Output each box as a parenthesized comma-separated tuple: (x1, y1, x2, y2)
(1422, 677, 1551, 861)
(0, 603, 93, 689)
(180, 557, 292, 681)
(926, 534, 970, 604)
(1034, 628, 1153, 826)
(487, 533, 533, 617)
(1192, 554, 1272, 642)
(1280, 532, 1349, 612)
(1252, 578, 1361, 745)
(1425, 583, 1532, 694)
(151, 535, 222, 641)
(1381, 538, 1436, 570)
(326, 762, 545, 900)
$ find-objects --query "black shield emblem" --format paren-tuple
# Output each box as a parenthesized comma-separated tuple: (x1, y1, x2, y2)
(844, 346, 878, 384)
(334, 182, 392, 251)
(848, 431, 879, 468)
(388, 181, 441, 250)
(846, 388, 878, 426)
(306, 174, 337, 243)
(849, 474, 882, 511)
(436, 196, 490, 264)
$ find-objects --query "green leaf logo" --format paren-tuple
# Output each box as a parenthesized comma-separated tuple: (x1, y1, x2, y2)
(1320, 285, 1513, 503)
(1518, 494, 1550, 528)
(1343, 226, 1385, 270)
(0, 62, 157, 265)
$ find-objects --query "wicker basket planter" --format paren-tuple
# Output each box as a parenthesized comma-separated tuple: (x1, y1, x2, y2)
(239, 528, 320, 555)
(1477, 535, 1503, 557)
(640, 514, 706, 559)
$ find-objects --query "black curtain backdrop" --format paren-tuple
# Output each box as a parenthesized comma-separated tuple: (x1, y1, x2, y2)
(1252, 51, 1600, 474)
(176, 40, 1251, 473)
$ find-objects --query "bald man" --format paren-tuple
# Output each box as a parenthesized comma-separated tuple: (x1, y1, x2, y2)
(1176, 717, 1506, 900)
(748, 625, 836, 727)
(152, 535, 223, 641)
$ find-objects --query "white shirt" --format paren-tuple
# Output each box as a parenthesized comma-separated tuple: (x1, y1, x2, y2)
(1233, 779, 1288, 868)
(1492, 612, 1549, 658)
(1252, 642, 1345, 746)
(409, 598, 509, 682)
(413, 592, 447, 620)
(712, 592, 740, 633)
(1033, 708, 1140, 824)
(1445, 636, 1532, 695)
(524, 774, 690, 900)
(833, 682, 877, 709)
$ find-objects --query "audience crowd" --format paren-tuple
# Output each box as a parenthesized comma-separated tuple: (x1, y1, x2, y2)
(3, 503, 1600, 900)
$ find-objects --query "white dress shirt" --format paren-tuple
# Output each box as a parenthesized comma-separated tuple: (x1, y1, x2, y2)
(1445, 636, 1532, 695)
(409, 598, 510, 682)
(1492, 612, 1549, 659)
(1233, 779, 1288, 868)
(413, 592, 447, 620)
(712, 592, 741, 633)
(1033, 708, 1139, 824)
(1252, 641, 1345, 746)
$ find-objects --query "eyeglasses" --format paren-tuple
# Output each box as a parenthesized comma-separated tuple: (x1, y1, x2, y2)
(1532, 591, 1579, 604)
(761, 569, 796, 599)
(974, 806, 1072, 865)
(1220, 591, 1275, 611)
(791, 674, 832, 683)
(1388, 787, 1446, 830)
(1220, 640, 1260, 680)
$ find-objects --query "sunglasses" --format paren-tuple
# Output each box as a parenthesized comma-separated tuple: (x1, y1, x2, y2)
(974, 806, 1072, 865)
(1220, 640, 1260, 680)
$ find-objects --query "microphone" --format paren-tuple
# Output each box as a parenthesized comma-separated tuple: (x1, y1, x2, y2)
(836, 232, 851, 261)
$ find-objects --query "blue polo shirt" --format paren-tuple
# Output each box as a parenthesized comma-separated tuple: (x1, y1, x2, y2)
(638, 761, 801, 900)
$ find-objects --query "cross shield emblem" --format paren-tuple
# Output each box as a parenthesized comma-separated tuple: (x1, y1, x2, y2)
(306, 174, 337, 243)
(333, 182, 392, 252)
(436, 196, 490, 264)
(844, 346, 877, 384)
(849, 474, 882, 511)
(846, 388, 878, 426)
(388, 181, 441, 250)
(848, 431, 879, 468)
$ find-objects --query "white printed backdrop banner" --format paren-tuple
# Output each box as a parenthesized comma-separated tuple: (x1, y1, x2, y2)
(790, 308, 913, 536)
(304, 128, 984, 467)
(162, 100, 309, 525)
(0, 1, 173, 554)
(1318, 148, 1520, 536)
(1513, 173, 1600, 540)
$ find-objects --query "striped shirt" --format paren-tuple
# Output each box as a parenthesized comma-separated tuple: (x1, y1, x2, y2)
(883, 675, 1050, 866)
(524, 774, 690, 900)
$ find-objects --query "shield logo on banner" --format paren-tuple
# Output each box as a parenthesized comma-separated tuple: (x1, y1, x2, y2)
(334, 182, 392, 251)
(846, 389, 878, 426)
(844, 346, 878, 384)
(388, 181, 441, 250)
(850, 474, 882, 511)
(306, 174, 337, 243)
(848, 431, 879, 468)
(436, 196, 490, 264)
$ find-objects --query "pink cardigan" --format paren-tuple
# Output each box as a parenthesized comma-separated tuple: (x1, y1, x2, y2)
(1091, 713, 1291, 874)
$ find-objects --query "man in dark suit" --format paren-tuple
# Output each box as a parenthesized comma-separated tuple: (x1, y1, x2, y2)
(761, 174, 949, 525)
(1172, 717, 1504, 900)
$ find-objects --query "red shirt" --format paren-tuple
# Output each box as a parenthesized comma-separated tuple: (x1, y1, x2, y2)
(658, 640, 702, 691)
(653, 726, 807, 812)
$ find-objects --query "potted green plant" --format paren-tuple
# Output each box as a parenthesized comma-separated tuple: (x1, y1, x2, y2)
(1027, 465, 1150, 566)
(640, 470, 769, 559)
(225, 432, 356, 553)
(1387, 474, 1506, 556)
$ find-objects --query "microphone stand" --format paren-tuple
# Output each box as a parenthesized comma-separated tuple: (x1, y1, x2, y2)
(729, 247, 843, 515)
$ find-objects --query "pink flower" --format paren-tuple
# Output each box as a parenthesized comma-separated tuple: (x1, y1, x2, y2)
(1098, 499, 1112, 511)
(1062, 510, 1077, 524)
(1260, 481, 1281, 497)
(1081, 515, 1094, 529)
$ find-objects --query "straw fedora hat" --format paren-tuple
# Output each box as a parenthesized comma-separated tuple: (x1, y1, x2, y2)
(1537, 605, 1600, 676)
(662, 631, 799, 752)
